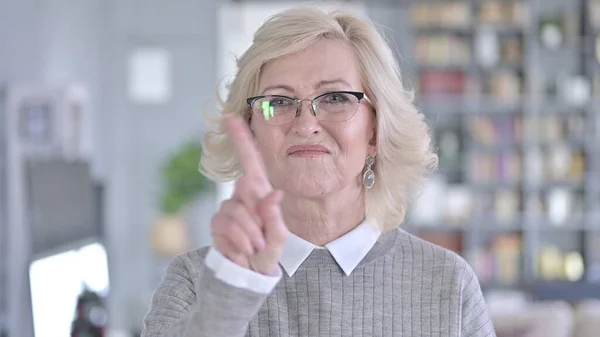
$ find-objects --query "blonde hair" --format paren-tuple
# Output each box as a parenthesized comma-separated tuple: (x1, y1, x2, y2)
(200, 6, 438, 230)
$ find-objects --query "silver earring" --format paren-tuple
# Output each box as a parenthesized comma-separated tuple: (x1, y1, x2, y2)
(363, 155, 375, 189)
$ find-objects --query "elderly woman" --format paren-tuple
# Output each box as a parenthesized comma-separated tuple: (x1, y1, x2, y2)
(142, 6, 495, 337)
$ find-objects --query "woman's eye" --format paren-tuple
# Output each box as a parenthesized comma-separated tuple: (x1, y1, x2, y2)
(270, 98, 291, 106)
(323, 93, 349, 103)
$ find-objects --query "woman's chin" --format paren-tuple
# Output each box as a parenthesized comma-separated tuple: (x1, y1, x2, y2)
(284, 180, 333, 199)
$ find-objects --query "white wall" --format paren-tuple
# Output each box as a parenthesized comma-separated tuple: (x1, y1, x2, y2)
(1, 1, 104, 336)
(1, 0, 219, 335)
(100, 0, 218, 332)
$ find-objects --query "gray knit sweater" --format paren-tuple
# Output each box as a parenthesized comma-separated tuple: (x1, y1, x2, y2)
(142, 228, 496, 337)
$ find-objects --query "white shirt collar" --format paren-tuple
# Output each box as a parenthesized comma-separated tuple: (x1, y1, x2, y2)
(279, 220, 381, 277)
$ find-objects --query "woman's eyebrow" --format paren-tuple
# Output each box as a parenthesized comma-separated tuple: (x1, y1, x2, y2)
(261, 84, 295, 95)
(314, 79, 352, 90)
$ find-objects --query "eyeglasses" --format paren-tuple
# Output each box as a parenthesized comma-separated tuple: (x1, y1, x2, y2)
(246, 91, 370, 126)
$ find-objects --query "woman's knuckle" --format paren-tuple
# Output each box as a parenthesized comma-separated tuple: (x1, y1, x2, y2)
(220, 198, 235, 210)
(229, 201, 244, 215)
(275, 228, 288, 242)
(225, 223, 238, 237)
(210, 214, 223, 230)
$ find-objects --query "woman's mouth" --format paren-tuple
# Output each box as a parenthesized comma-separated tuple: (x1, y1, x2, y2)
(287, 144, 330, 158)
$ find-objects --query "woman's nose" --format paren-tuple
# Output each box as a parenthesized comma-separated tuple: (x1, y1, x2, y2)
(291, 100, 321, 137)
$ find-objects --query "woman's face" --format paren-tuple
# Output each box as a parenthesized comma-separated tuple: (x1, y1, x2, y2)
(249, 39, 376, 198)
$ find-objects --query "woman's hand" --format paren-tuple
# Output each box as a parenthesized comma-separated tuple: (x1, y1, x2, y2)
(210, 116, 288, 276)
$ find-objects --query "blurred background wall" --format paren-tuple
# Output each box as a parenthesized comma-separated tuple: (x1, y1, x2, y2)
(0, 0, 220, 335)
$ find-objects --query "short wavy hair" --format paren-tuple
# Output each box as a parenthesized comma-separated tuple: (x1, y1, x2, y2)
(200, 6, 438, 230)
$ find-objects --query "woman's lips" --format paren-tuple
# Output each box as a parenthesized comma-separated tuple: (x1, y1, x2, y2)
(287, 144, 330, 157)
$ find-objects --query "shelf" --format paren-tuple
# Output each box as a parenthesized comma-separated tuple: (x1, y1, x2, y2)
(527, 281, 600, 301)
(406, 224, 466, 233)
(478, 62, 524, 71)
(418, 96, 524, 115)
(535, 220, 587, 231)
(415, 25, 474, 35)
(408, 0, 600, 300)
(415, 63, 470, 71)
(468, 142, 521, 152)
(539, 100, 591, 114)
(481, 282, 524, 292)
(469, 99, 524, 114)
(476, 24, 524, 35)
(527, 181, 585, 191)
(528, 139, 588, 150)
(468, 181, 522, 189)
(470, 220, 524, 232)
(408, 218, 527, 233)
(417, 96, 468, 115)
(483, 281, 600, 301)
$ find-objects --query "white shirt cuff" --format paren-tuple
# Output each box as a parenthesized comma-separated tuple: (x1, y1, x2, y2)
(204, 247, 282, 294)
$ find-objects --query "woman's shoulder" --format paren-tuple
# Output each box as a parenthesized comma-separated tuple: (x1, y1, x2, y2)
(391, 228, 475, 283)
(179, 246, 211, 265)
(159, 247, 211, 288)
(143, 247, 211, 335)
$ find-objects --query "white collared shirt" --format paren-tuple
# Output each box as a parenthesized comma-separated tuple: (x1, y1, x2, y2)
(205, 220, 381, 294)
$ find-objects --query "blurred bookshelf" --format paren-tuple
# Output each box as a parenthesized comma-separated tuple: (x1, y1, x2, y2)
(405, 0, 600, 299)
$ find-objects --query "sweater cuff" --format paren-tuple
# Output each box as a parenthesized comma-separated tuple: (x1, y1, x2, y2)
(205, 247, 282, 294)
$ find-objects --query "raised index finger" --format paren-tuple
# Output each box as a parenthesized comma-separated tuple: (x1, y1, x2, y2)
(224, 115, 270, 184)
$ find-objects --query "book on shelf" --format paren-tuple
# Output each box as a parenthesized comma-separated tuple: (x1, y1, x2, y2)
(544, 145, 586, 183)
(543, 188, 585, 226)
(537, 245, 585, 282)
(410, 178, 472, 228)
(471, 115, 523, 145)
(415, 35, 471, 67)
(524, 145, 586, 186)
(419, 71, 467, 96)
(486, 71, 523, 101)
(435, 126, 464, 183)
(478, 1, 526, 28)
(536, 114, 587, 144)
(494, 189, 522, 223)
(472, 190, 522, 224)
(500, 37, 523, 64)
(468, 233, 523, 286)
(411, 1, 471, 29)
(477, 35, 523, 68)
(445, 186, 473, 225)
(416, 231, 463, 254)
(476, 1, 525, 68)
(470, 151, 522, 184)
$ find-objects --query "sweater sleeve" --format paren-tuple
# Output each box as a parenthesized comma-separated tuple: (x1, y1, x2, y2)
(205, 247, 282, 294)
(141, 249, 274, 337)
(459, 263, 496, 337)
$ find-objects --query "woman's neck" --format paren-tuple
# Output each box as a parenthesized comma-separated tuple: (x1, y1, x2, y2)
(281, 187, 365, 246)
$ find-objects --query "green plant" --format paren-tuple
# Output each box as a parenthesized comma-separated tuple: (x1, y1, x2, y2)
(160, 141, 211, 214)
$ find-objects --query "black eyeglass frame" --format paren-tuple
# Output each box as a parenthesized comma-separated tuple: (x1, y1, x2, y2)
(246, 91, 371, 123)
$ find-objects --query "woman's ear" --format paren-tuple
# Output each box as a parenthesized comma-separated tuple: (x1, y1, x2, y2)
(368, 125, 377, 153)
(248, 114, 256, 137)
